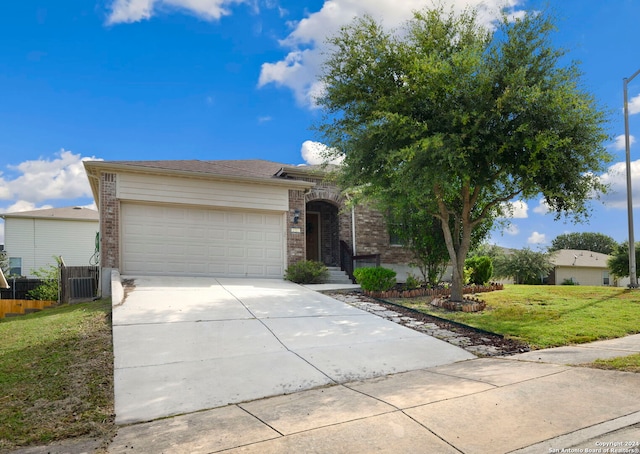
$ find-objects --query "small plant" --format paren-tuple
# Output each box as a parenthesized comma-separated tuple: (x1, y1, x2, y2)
(561, 278, 578, 285)
(284, 260, 329, 284)
(27, 262, 60, 301)
(404, 273, 422, 290)
(353, 266, 396, 292)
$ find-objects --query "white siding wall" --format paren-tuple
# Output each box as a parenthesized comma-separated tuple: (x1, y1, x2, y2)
(117, 173, 289, 211)
(4, 218, 98, 277)
(4, 218, 34, 275)
(555, 266, 608, 286)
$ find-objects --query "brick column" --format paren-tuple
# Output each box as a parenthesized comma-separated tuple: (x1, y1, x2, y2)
(287, 189, 306, 267)
(100, 172, 120, 269)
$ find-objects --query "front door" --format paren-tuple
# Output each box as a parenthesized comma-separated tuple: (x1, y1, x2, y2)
(306, 212, 320, 262)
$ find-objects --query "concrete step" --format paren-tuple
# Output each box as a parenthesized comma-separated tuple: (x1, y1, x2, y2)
(325, 267, 353, 284)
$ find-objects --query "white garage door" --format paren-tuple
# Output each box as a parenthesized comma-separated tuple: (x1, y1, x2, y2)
(121, 203, 285, 278)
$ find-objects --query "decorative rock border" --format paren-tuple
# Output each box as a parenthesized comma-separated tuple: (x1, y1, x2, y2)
(431, 297, 487, 312)
(362, 283, 503, 300)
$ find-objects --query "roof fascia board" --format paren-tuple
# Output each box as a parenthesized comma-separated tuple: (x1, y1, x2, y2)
(84, 161, 315, 190)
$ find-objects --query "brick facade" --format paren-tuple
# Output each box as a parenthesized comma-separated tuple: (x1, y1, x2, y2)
(288, 173, 413, 268)
(100, 172, 119, 268)
(352, 204, 413, 264)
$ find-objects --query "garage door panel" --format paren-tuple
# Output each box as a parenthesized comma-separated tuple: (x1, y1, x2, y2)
(121, 204, 284, 278)
(247, 248, 264, 258)
(228, 248, 246, 258)
(208, 228, 226, 240)
(228, 230, 245, 240)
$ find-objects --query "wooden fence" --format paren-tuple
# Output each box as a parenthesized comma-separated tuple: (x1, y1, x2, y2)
(59, 264, 100, 304)
(0, 299, 56, 319)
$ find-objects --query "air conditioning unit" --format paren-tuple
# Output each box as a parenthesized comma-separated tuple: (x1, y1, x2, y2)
(69, 277, 96, 299)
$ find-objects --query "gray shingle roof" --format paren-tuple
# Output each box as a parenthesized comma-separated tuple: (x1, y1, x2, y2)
(104, 159, 290, 179)
(550, 249, 610, 268)
(0, 206, 99, 221)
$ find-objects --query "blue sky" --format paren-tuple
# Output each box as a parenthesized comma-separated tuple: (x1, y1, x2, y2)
(1, 0, 639, 252)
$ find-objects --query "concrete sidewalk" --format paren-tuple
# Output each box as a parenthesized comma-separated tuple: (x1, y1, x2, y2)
(108, 356, 640, 453)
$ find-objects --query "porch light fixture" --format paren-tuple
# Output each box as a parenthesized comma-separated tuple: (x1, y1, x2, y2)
(293, 209, 300, 224)
(624, 68, 640, 288)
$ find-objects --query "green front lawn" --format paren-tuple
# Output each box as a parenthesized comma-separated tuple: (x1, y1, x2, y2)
(391, 285, 640, 349)
(0, 299, 115, 450)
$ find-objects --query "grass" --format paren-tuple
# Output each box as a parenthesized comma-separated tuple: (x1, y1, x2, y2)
(0, 299, 115, 451)
(391, 285, 640, 349)
(589, 353, 640, 373)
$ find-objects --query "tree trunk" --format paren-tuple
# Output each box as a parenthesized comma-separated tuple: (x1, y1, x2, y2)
(450, 258, 465, 302)
(435, 183, 474, 303)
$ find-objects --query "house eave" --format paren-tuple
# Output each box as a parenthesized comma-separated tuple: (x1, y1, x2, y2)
(83, 161, 315, 205)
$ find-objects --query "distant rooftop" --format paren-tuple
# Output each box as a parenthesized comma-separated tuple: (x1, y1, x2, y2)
(550, 249, 610, 268)
(0, 206, 99, 222)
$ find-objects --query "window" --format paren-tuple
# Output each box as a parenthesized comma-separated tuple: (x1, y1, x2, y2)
(8, 257, 21, 276)
(389, 226, 405, 246)
(602, 271, 610, 286)
(387, 212, 406, 246)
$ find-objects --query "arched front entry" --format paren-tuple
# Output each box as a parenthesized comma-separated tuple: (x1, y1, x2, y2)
(305, 200, 340, 266)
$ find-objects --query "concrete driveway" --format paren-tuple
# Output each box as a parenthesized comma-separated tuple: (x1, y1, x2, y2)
(112, 275, 474, 424)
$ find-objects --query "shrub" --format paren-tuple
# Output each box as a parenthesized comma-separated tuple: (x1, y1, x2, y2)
(465, 256, 493, 285)
(561, 278, 578, 285)
(284, 260, 329, 284)
(353, 267, 396, 292)
(404, 273, 422, 290)
(27, 263, 60, 301)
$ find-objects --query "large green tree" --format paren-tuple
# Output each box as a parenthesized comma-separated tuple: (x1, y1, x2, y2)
(549, 232, 618, 255)
(317, 7, 611, 301)
(494, 248, 554, 285)
(386, 202, 449, 287)
(608, 242, 640, 279)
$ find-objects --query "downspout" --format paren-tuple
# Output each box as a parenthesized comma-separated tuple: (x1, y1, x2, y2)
(351, 205, 356, 256)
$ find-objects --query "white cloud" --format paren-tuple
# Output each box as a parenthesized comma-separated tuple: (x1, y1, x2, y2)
(0, 150, 102, 203)
(533, 198, 551, 215)
(598, 159, 640, 209)
(630, 93, 640, 115)
(527, 231, 546, 244)
(258, 0, 525, 107)
(613, 134, 636, 151)
(500, 200, 528, 218)
(106, 0, 245, 24)
(504, 223, 519, 235)
(300, 140, 343, 165)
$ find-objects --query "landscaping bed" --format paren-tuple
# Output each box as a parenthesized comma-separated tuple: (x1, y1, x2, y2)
(327, 291, 530, 356)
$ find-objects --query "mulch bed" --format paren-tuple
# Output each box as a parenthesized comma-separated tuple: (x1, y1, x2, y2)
(338, 291, 530, 356)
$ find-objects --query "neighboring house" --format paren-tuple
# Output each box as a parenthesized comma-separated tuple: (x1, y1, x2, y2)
(83, 159, 413, 285)
(1, 207, 99, 278)
(548, 249, 627, 287)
